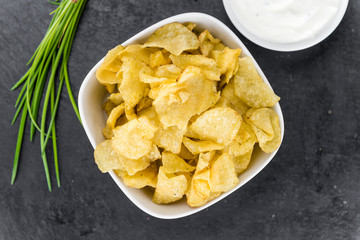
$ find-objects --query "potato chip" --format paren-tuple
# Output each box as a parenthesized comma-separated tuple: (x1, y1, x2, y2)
(225, 121, 257, 156)
(139, 107, 184, 154)
(154, 64, 182, 79)
(136, 97, 153, 112)
(234, 57, 280, 108)
(94, 140, 125, 173)
(149, 50, 171, 68)
(119, 58, 149, 109)
(112, 116, 157, 159)
(210, 153, 239, 193)
(186, 151, 215, 207)
(211, 47, 241, 85)
(217, 78, 249, 115)
(184, 22, 197, 31)
(170, 54, 221, 80)
(108, 92, 124, 105)
(118, 44, 158, 65)
(233, 148, 253, 175)
(103, 103, 125, 139)
(122, 163, 158, 188)
(118, 145, 161, 175)
(162, 152, 196, 173)
(143, 23, 200, 56)
(96, 45, 124, 84)
(153, 66, 219, 130)
(105, 84, 116, 93)
(182, 137, 224, 155)
(103, 100, 116, 116)
(178, 144, 198, 160)
(139, 66, 168, 85)
(153, 167, 188, 204)
(198, 30, 225, 57)
(245, 108, 281, 153)
(188, 107, 242, 146)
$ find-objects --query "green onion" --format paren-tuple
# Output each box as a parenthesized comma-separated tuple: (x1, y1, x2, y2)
(10, 0, 87, 190)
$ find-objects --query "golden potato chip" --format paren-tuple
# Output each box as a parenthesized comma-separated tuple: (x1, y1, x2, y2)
(217, 78, 249, 115)
(154, 64, 182, 79)
(136, 97, 153, 112)
(122, 163, 158, 188)
(124, 107, 137, 121)
(108, 92, 124, 105)
(184, 22, 197, 31)
(169, 54, 221, 80)
(178, 144, 198, 160)
(96, 45, 124, 84)
(182, 137, 224, 155)
(186, 151, 215, 207)
(149, 51, 171, 68)
(94, 140, 125, 173)
(198, 30, 225, 57)
(105, 84, 116, 93)
(139, 66, 168, 85)
(162, 152, 196, 173)
(211, 47, 241, 85)
(188, 107, 241, 146)
(118, 44, 158, 65)
(245, 108, 281, 153)
(153, 66, 219, 130)
(225, 121, 257, 156)
(119, 58, 149, 109)
(112, 116, 157, 159)
(139, 106, 184, 154)
(103, 103, 125, 139)
(153, 167, 188, 204)
(103, 99, 116, 116)
(233, 148, 253, 175)
(234, 57, 280, 108)
(118, 145, 161, 175)
(143, 23, 200, 56)
(210, 153, 239, 193)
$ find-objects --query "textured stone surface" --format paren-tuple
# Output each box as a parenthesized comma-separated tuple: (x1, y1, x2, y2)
(1, 0, 360, 239)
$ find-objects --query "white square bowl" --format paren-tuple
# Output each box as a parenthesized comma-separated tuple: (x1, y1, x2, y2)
(78, 12, 284, 219)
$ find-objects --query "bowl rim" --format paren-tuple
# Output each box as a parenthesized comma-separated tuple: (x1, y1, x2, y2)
(222, 0, 349, 52)
(78, 12, 285, 219)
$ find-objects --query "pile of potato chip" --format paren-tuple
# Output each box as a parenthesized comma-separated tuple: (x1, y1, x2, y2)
(94, 22, 281, 207)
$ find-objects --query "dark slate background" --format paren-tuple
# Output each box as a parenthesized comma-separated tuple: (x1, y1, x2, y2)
(1, 0, 359, 239)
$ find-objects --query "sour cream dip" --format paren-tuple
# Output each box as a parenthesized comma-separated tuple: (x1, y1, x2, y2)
(229, 0, 341, 44)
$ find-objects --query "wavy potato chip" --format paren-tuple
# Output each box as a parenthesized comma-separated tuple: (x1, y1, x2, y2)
(149, 50, 171, 68)
(233, 148, 253, 175)
(170, 54, 221, 80)
(162, 152, 196, 173)
(218, 78, 249, 115)
(234, 57, 280, 108)
(154, 64, 182, 79)
(122, 163, 158, 188)
(96, 45, 124, 84)
(118, 44, 158, 65)
(108, 92, 124, 105)
(153, 167, 188, 204)
(245, 108, 281, 153)
(198, 30, 225, 57)
(153, 66, 219, 130)
(112, 116, 157, 159)
(140, 107, 185, 154)
(178, 144, 198, 160)
(118, 145, 161, 175)
(189, 107, 241, 146)
(183, 137, 224, 155)
(94, 140, 125, 173)
(103, 100, 116, 116)
(143, 23, 200, 56)
(211, 47, 241, 85)
(210, 153, 239, 193)
(225, 121, 257, 156)
(103, 103, 125, 139)
(119, 58, 149, 109)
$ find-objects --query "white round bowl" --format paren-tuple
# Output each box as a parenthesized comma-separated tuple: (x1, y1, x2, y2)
(223, 0, 349, 51)
(78, 12, 284, 219)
